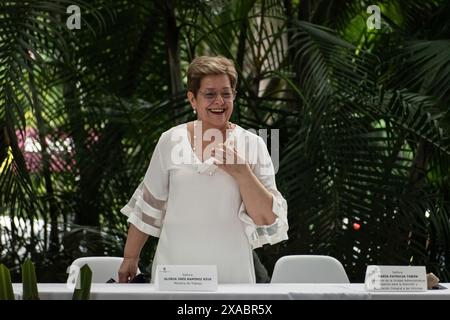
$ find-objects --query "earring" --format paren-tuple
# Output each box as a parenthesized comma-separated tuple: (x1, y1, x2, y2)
(193, 109, 197, 114)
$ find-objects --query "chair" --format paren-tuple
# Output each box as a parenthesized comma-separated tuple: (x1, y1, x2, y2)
(69, 256, 140, 283)
(270, 255, 350, 283)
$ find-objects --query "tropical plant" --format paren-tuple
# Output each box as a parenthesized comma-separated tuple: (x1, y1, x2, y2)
(1, 0, 449, 283)
(72, 264, 92, 300)
(0, 259, 38, 300)
(0, 259, 90, 299)
(0, 264, 15, 300)
(22, 258, 39, 300)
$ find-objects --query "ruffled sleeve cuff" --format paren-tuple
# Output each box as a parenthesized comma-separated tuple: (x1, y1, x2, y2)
(120, 184, 166, 238)
(122, 208, 162, 238)
(238, 191, 289, 249)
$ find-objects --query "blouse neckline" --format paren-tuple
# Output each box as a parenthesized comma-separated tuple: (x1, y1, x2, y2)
(182, 122, 239, 165)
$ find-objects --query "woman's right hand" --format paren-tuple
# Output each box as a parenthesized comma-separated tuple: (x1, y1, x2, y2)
(118, 257, 139, 283)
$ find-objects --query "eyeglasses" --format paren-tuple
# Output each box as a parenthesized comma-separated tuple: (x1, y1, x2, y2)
(198, 89, 237, 102)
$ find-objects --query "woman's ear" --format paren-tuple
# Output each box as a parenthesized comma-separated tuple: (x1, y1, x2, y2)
(187, 91, 197, 108)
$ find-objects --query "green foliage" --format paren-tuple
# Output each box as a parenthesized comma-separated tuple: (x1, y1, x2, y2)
(21, 258, 39, 300)
(72, 264, 92, 300)
(1, 0, 449, 283)
(0, 264, 15, 300)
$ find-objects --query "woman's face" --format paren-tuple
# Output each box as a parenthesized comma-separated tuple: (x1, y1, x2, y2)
(188, 74, 234, 129)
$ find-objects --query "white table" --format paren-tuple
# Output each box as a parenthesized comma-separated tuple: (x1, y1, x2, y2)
(12, 283, 450, 300)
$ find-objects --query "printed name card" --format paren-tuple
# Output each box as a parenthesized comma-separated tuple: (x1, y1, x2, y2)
(155, 265, 218, 291)
(364, 265, 427, 291)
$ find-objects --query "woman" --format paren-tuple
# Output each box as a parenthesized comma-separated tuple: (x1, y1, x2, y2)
(118, 56, 288, 283)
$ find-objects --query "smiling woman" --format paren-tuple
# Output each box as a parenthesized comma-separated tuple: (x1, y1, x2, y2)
(118, 56, 289, 284)
(186, 56, 237, 130)
(189, 74, 234, 129)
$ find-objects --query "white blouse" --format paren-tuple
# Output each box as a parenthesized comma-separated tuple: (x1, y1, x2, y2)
(121, 123, 288, 283)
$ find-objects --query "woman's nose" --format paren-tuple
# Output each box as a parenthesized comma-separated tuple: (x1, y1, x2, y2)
(214, 94, 225, 104)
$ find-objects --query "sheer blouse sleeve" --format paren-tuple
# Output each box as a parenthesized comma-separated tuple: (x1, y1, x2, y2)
(120, 136, 169, 237)
(238, 136, 289, 249)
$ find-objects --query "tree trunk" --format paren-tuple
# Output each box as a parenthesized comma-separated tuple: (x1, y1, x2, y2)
(28, 64, 59, 253)
(162, 0, 184, 122)
(62, 48, 101, 227)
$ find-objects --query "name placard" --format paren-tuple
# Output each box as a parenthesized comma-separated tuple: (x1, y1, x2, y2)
(364, 265, 427, 291)
(155, 265, 218, 291)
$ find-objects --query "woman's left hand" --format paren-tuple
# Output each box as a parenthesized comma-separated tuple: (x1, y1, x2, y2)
(212, 143, 251, 180)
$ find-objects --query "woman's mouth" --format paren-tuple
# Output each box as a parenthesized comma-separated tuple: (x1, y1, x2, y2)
(208, 108, 226, 114)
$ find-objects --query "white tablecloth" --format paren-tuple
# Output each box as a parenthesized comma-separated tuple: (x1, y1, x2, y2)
(11, 283, 450, 300)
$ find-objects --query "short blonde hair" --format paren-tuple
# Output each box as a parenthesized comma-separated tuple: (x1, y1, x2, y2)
(187, 56, 237, 96)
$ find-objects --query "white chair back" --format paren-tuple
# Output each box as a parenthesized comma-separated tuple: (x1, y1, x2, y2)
(271, 255, 350, 283)
(69, 256, 139, 283)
